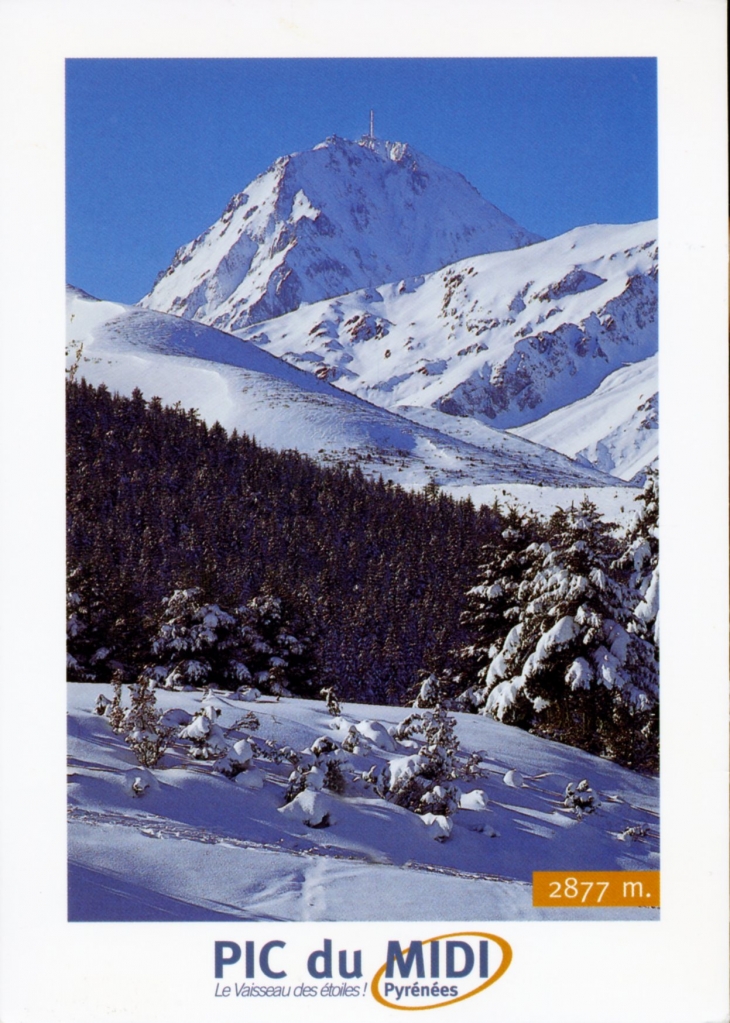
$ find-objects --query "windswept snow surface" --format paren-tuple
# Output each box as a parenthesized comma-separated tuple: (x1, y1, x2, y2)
(68, 685, 658, 922)
(511, 354, 658, 481)
(233, 221, 657, 435)
(140, 134, 540, 331)
(67, 287, 619, 491)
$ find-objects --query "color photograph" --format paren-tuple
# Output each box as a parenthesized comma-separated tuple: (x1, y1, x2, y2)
(65, 57, 661, 923)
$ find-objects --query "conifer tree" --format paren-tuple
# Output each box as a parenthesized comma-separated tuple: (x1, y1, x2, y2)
(122, 676, 170, 768)
(458, 498, 659, 769)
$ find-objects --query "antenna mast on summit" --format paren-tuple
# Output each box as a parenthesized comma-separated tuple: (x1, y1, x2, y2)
(361, 109, 376, 149)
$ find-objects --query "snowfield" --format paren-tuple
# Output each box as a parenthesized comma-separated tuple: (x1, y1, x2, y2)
(512, 354, 658, 481)
(67, 286, 621, 492)
(441, 482, 646, 528)
(68, 684, 659, 923)
(233, 220, 657, 436)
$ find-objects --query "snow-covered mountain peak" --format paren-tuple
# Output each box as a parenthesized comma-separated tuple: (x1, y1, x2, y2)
(140, 134, 541, 332)
(312, 132, 417, 168)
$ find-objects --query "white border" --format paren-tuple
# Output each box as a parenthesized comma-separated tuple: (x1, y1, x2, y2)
(0, 2, 727, 1022)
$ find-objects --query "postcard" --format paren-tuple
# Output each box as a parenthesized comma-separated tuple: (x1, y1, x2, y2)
(0, 2, 727, 1021)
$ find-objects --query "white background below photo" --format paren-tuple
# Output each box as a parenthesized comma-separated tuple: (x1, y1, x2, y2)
(0, 2, 728, 1023)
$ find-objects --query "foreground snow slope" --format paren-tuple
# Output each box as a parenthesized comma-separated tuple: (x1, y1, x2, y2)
(234, 220, 657, 434)
(68, 685, 659, 922)
(67, 286, 620, 491)
(140, 134, 540, 331)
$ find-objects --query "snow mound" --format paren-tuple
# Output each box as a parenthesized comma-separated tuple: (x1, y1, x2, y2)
(459, 789, 489, 811)
(356, 719, 396, 751)
(420, 813, 454, 841)
(278, 789, 334, 828)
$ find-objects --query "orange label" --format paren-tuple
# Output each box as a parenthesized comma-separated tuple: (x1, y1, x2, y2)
(533, 871, 660, 907)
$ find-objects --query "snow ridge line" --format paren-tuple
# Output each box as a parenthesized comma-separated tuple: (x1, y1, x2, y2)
(67, 805, 522, 886)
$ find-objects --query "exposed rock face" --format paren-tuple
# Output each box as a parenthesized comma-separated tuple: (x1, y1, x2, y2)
(140, 134, 541, 331)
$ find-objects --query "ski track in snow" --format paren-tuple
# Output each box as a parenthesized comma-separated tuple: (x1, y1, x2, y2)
(68, 804, 521, 887)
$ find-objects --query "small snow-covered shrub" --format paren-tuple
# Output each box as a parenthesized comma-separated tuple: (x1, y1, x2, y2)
(179, 709, 227, 760)
(462, 751, 488, 778)
(306, 765, 326, 790)
(619, 824, 648, 841)
(279, 789, 332, 828)
(322, 759, 346, 795)
(284, 765, 309, 805)
(214, 739, 254, 779)
(229, 711, 260, 733)
(123, 676, 171, 768)
(236, 686, 262, 702)
(378, 705, 460, 819)
(320, 686, 341, 717)
(283, 731, 347, 803)
(94, 693, 111, 716)
(341, 726, 361, 753)
(419, 784, 459, 817)
(357, 765, 378, 788)
(126, 729, 169, 769)
(419, 813, 453, 842)
(391, 712, 424, 742)
(356, 719, 396, 751)
(250, 738, 298, 765)
(160, 707, 192, 729)
(107, 675, 126, 733)
(413, 673, 440, 708)
(131, 776, 149, 798)
(309, 735, 339, 758)
(459, 789, 489, 811)
(564, 779, 597, 817)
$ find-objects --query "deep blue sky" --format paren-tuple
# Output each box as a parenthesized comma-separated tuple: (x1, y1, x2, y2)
(66, 58, 657, 304)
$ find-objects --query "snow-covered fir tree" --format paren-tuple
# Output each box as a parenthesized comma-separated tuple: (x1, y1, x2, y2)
(616, 468, 659, 644)
(146, 587, 312, 696)
(413, 673, 441, 708)
(66, 568, 117, 682)
(378, 705, 460, 817)
(457, 507, 540, 711)
(458, 498, 659, 769)
(178, 699, 229, 760)
(122, 676, 170, 767)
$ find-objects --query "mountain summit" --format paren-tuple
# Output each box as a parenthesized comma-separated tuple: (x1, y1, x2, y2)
(139, 134, 541, 331)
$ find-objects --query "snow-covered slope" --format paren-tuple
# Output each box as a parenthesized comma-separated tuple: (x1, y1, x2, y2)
(511, 354, 658, 481)
(68, 684, 659, 922)
(140, 134, 541, 331)
(234, 220, 657, 432)
(67, 287, 621, 491)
